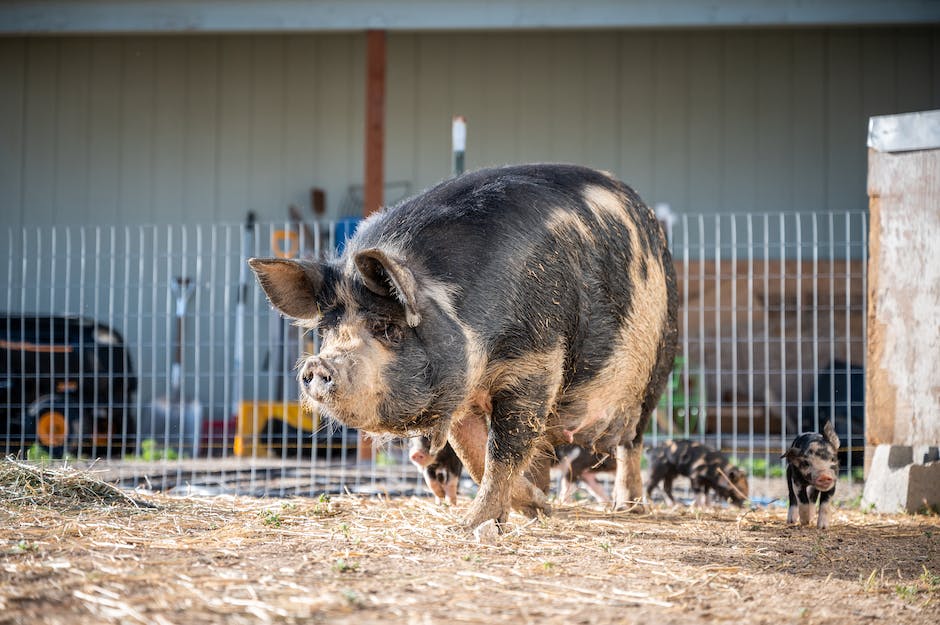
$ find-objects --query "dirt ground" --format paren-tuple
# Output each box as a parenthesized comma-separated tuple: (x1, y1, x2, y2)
(1, 477, 938, 625)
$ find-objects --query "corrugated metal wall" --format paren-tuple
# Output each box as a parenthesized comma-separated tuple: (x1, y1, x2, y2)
(1, 28, 938, 228)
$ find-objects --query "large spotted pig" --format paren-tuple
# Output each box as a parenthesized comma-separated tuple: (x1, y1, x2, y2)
(249, 164, 678, 530)
(783, 420, 841, 529)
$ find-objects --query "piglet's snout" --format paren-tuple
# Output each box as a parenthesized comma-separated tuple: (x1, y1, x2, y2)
(814, 472, 835, 490)
(409, 449, 430, 466)
(300, 356, 337, 399)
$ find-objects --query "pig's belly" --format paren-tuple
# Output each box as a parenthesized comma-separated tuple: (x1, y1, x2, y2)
(551, 391, 644, 451)
(550, 323, 666, 448)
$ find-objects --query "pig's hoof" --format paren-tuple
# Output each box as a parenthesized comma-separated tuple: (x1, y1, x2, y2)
(516, 498, 551, 519)
(786, 506, 799, 524)
(459, 503, 508, 533)
(473, 519, 500, 544)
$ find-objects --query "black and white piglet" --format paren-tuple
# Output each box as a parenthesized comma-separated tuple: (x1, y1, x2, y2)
(553, 445, 616, 503)
(783, 420, 840, 529)
(645, 440, 749, 507)
(408, 436, 463, 505)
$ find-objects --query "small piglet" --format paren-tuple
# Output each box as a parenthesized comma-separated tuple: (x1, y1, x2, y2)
(409, 436, 463, 505)
(646, 440, 749, 507)
(783, 420, 840, 529)
(554, 445, 615, 503)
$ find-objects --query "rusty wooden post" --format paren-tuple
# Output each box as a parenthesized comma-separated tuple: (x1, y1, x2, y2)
(363, 29, 386, 218)
(360, 29, 386, 460)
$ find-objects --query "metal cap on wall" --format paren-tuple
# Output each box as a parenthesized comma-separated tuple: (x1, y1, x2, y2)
(868, 109, 940, 153)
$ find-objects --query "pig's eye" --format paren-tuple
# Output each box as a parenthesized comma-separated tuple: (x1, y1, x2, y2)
(370, 320, 404, 346)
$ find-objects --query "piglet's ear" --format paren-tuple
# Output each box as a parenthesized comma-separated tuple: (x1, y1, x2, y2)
(782, 448, 798, 461)
(248, 257, 325, 320)
(354, 248, 422, 327)
(823, 420, 841, 450)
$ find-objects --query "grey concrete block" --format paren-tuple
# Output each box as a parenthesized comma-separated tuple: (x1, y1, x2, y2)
(886, 446, 914, 468)
(863, 444, 940, 513)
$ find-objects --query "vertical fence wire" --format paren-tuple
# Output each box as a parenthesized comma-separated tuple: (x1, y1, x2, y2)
(1, 213, 868, 500)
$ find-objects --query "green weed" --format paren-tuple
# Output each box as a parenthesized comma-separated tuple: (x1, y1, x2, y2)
(340, 589, 363, 606)
(333, 558, 359, 573)
(732, 456, 785, 478)
(260, 510, 282, 528)
(26, 444, 51, 462)
(13, 540, 38, 553)
(136, 439, 179, 461)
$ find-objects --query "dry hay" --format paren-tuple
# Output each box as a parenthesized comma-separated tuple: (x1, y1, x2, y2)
(0, 461, 938, 625)
(0, 458, 157, 510)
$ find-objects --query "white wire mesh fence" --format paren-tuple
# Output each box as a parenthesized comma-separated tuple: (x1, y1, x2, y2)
(653, 212, 867, 498)
(1, 211, 867, 501)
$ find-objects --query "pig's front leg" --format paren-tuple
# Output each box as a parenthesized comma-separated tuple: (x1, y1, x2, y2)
(455, 393, 549, 529)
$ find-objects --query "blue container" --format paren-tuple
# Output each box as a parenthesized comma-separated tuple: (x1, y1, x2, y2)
(335, 217, 362, 255)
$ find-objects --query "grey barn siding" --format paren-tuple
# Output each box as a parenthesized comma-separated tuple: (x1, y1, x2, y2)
(1, 27, 939, 228)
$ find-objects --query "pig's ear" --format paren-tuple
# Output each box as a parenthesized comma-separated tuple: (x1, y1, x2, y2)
(248, 257, 324, 320)
(354, 248, 422, 327)
(823, 420, 841, 450)
(782, 448, 798, 461)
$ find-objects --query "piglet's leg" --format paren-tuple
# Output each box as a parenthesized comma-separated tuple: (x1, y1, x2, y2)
(580, 471, 612, 504)
(816, 486, 835, 529)
(425, 473, 447, 504)
(444, 476, 459, 506)
(799, 502, 813, 525)
(662, 476, 676, 505)
(559, 475, 577, 503)
(786, 465, 805, 525)
(555, 455, 575, 502)
(798, 483, 816, 526)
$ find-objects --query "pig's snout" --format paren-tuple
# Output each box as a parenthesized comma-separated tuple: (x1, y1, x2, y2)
(300, 357, 337, 398)
(410, 448, 431, 467)
(814, 472, 836, 491)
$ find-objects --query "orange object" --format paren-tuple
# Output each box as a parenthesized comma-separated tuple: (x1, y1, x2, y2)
(36, 409, 68, 447)
(271, 230, 299, 259)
